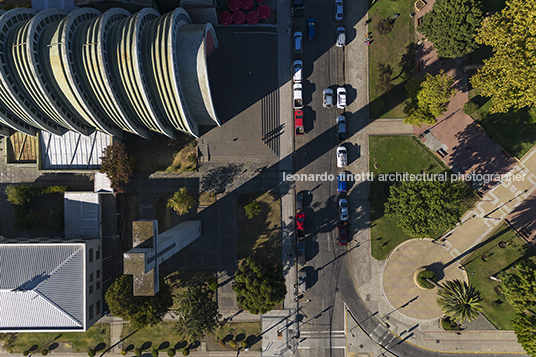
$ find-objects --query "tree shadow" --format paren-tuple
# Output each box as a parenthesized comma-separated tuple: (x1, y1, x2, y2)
(222, 334, 234, 342)
(200, 163, 245, 194)
(246, 335, 261, 346)
(94, 343, 107, 352)
(48, 343, 58, 351)
(125, 344, 135, 352)
(158, 342, 170, 350)
(29, 345, 38, 352)
(141, 342, 152, 351)
(188, 341, 200, 349)
(425, 262, 445, 282)
(235, 333, 246, 342)
(174, 341, 188, 350)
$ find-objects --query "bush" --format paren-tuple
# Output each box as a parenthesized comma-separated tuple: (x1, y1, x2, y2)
(88, 350, 95, 357)
(377, 63, 393, 92)
(441, 316, 461, 330)
(182, 349, 190, 356)
(41, 350, 48, 356)
(244, 200, 261, 219)
(134, 348, 142, 356)
(463, 101, 478, 115)
(229, 340, 237, 348)
(241, 341, 248, 348)
(167, 188, 196, 215)
(167, 349, 176, 357)
(417, 270, 437, 289)
(377, 18, 394, 35)
(23, 351, 29, 356)
(152, 349, 159, 357)
(100, 142, 134, 193)
(207, 277, 218, 291)
(121, 350, 127, 356)
(218, 340, 226, 347)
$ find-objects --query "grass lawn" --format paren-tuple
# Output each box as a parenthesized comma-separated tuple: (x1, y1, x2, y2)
(369, 135, 451, 260)
(237, 191, 281, 265)
(462, 223, 536, 330)
(121, 321, 261, 352)
(468, 89, 535, 159)
(369, 0, 415, 118)
(127, 132, 197, 174)
(11, 324, 110, 353)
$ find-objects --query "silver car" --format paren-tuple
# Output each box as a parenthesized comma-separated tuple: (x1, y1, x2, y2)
(323, 88, 334, 108)
(298, 269, 307, 293)
(336, 27, 346, 47)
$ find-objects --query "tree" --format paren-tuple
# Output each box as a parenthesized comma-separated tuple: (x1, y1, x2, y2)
(244, 200, 261, 219)
(471, 0, 536, 113)
(501, 261, 536, 312)
(174, 285, 223, 340)
(167, 188, 196, 215)
(436, 280, 483, 323)
(233, 257, 286, 315)
(385, 180, 472, 237)
(512, 312, 536, 357)
(104, 275, 173, 329)
(419, 0, 483, 58)
(100, 142, 134, 193)
(403, 71, 456, 127)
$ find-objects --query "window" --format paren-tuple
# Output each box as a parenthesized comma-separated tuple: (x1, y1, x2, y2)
(96, 269, 100, 279)
(96, 300, 101, 315)
(89, 273, 93, 282)
(89, 284, 93, 294)
(96, 246, 100, 259)
(89, 248, 93, 263)
(96, 281, 100, 290)
(89, 304, 93, 320)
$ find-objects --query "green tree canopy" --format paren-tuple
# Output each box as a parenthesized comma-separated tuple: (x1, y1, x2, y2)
(419, 0, 483, 58)
(100, 142, 134, 193)
(512, 312, 536, 357)
(471, 0, 536, 113)
(174, 285, 223, 340)
(105, 275, 173, 329)
(437, 279, 483, 323)
(501, 261, 536, 312)
(167, 188, 196, 215)
(385, 179, 472, 237)
(232, 257, 286, 315)
(404, 71, 456, 127)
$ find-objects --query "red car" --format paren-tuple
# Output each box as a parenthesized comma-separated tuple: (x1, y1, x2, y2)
(337, 222, 347, 245)
(295, 110, 304, 135)
(296, 211, 305, 237)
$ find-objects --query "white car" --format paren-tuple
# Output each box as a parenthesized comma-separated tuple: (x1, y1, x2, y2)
(336, 145, 347, 168)
(298, 269, 307, 293)
(336, 27, 346, 47)
(335, 0, 344, 21)
(294, 32, 303, 54)
(337, 86, 346, 109)
(339, 198, 349, 221)
(293, 60, 303, 83)
(323, 88, 334, 108)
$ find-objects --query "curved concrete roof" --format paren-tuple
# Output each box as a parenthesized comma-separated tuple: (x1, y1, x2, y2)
(0, 7, 219, 139)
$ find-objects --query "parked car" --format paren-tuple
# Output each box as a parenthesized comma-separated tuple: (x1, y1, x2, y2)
(295, 110, 304, 135)
(337, 173, 347, 193)
(336, 115, 346, 140)
(293, 60, 303, 83)
(296, 191, 304, 211)
(307, 18, 315, 41)
(293, 83, 303, 109)
(298, 269, 307, 293)
(337, 87, 346, 109)
(323, 88, 333, 108)
(293, 0, 304, 17)
(339, 198, 348, 221)
(335, 0, 344, 21)
(297, 241, 306, 266)
(293, 32, 303, 54)
(336, 145, 347, 168)
(337, 222, 348, 245)
(296, 210, 305, 237)
(336, 27, 346, 47)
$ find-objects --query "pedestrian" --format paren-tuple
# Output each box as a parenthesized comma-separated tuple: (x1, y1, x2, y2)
(262, 135, 267, 144)
(233, 137, 238, 141)
(306, 299, 311, 302)
(365, 40, 370, 45)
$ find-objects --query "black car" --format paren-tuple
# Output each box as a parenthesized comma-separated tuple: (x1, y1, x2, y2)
(292, 0, 305, 17)
(296, 192, 304, 211)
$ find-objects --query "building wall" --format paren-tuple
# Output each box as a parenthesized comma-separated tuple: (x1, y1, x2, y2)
(85, 238, 104, 328)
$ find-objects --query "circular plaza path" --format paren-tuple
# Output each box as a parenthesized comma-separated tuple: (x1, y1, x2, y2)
(382, 239, 467, 320)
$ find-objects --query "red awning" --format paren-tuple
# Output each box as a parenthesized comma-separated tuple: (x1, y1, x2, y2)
(233, 10, 246, 24)
(241, 0, 254, 10)
(219, 11, 233, 25)
(246, 10, 259, 24)
(257, 4, 271, 19)
(227, 0, 241, 11)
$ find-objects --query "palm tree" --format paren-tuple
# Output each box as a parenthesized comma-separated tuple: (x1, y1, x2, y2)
(436, 279, 483, 323)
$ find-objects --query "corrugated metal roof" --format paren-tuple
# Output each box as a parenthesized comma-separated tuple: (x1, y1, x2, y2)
(64, 192, 100, 238)
(0, 244, 84, 330)
(40, 130, 112, 170)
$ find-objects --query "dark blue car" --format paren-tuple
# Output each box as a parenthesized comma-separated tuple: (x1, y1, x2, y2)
(307, 18, 315, 41)
(337, 173, 347, 193)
